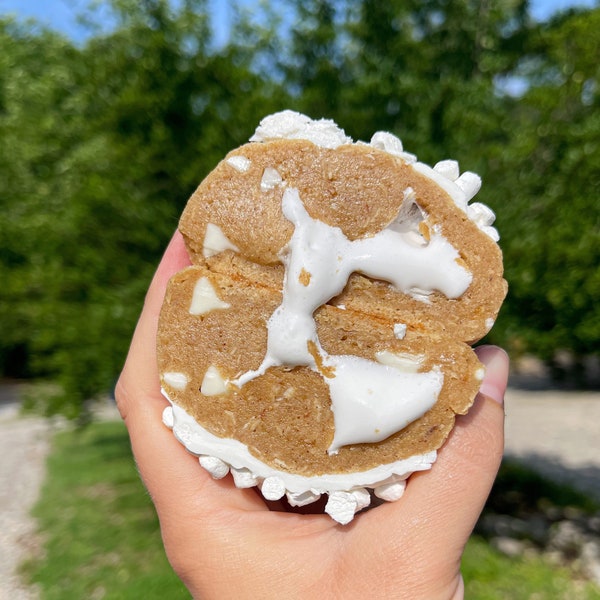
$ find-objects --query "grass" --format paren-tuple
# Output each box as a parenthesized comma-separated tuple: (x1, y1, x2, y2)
(463, 536, 600, 600)
(23, 421, 189, 600)
(23, 421, 600, 599)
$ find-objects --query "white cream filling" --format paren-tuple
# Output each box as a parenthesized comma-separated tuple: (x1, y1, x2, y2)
(232, 186, 468, 452)
(162, 397, 436, 496)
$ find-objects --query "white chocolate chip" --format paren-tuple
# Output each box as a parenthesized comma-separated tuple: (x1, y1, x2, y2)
(482, 225, 500, 242)
(162, 406, 174, 429)
(467, 202, 496, 228)
(199, 455, 230, 479)
(375, 350, 424, 373)
(201, 365, 228, 396)
(433, 159, 460, 181)
(393, 323, 407, 339)
(455, 171, 481, 201)
(203, 223, 240, 258)
(261, 476, 286, 501)
(162, 371, 189, 391)
(231, 467, 258, 488)
(189, 276, 230, 315)
(374, 480, 406, 501)
(351, 487, 371, 512)
(260, 167, 283, 191)
(226, 155, 251, 172)
(325, 491, 360, 525)
(370, 131, 416, 162)
(286, 489, 321, 507)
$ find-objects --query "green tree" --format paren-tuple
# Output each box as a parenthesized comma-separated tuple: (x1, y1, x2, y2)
(0, 0, 284, 415)
(489, 7, 600, 369)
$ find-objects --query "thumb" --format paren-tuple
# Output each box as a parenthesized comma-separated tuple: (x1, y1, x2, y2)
(404, 345, 508, 536)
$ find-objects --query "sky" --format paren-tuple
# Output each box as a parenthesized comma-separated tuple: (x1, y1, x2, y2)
(0, 0, 598, 45)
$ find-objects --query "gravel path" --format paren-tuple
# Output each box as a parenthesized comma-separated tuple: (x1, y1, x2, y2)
(504, 387, 600, 501)
(0, 381, 599, 598)
(0, 384, 51, 600)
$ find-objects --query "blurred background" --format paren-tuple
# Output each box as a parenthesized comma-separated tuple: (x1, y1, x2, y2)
(1, 0, 598, 414)
(0, 0, 599, 598)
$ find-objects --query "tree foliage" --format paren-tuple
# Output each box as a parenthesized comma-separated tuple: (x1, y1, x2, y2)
(0, 0, 598, 414)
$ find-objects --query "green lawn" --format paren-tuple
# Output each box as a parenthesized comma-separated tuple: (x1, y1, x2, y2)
(23, 421, 600, 599)
(24, 421, 189, 599)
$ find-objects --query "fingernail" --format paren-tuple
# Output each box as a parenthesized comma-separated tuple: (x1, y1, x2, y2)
(477, 346, 509, 405)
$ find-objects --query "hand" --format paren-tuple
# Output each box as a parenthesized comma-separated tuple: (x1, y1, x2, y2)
(116, 231, 509, 600)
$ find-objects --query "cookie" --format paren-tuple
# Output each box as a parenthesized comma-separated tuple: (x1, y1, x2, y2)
(157, 111, 507, 524)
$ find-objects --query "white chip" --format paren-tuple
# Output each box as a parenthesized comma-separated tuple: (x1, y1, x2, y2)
(393, 323, 407, 339)
(261, 476, 286, 501)
(199, 455, 230, 479)
(286, 489, 321, 507)
(201, 365, 228, 396)
(189, 276, 230, 315)
(202, 223, 240, 258)
(433, 159, 460, 181)
(260, 167, 283, 191)
(226, 155, 251, 172)
(231, 467, 258, 489)
(325, 491, 359, 525)
(162, 371, 189, 391)
(162, 406, 174, 429)
(374, 480, 406, 502)
(455, 171, 481, 201)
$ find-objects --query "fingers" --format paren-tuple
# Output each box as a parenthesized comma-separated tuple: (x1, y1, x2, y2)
(115, 232, 269, 522)
(405, 345, 508, 526)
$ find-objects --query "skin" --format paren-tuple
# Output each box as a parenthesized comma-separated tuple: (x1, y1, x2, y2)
(115, 231, 509, 600)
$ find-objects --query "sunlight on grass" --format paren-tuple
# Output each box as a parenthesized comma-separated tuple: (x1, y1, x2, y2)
(23, 420, 600, 599)
(463, 536, 600, 600)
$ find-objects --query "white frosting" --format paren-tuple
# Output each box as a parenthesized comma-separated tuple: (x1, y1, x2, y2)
(326, 358, 443, 453)
(203, 223, 240, 258)
(189, 276, 231, 315)
(250, 110, 352, 149)
(370, 131, 417, 163)
(233, 186, 466, 451)
(162, 400, 436, 523)
(226, 155, 251, 172)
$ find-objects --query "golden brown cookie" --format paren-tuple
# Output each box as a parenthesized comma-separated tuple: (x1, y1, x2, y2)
(157, 111, 507, 524)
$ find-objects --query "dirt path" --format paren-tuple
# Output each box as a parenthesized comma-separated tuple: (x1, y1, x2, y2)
(0, 382, 599, 598)
(504, 387, 600, 501)
(0, 384, 52, 600)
